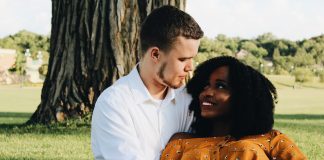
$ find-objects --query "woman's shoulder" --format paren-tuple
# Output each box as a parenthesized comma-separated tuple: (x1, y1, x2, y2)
(240, 129, 307, 159)
(240, 129, 283, 140)
(168, 132, 195, 142)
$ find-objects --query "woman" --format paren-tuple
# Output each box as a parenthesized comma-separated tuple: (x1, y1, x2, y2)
(161, 56, 306, 160)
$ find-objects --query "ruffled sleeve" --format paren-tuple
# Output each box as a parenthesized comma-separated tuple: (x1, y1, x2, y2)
(160, 139, 184, 160)
(269, 131, 307, 160)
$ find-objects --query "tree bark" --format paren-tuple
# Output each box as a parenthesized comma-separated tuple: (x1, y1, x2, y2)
(27, 0, 186, 124)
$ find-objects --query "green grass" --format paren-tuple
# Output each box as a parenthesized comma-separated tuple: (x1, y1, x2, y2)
(274, 114, 324, 160)
(268, 75, 324, 159)
(0, 112, 92, 160)
(0, 77, 324, 159)
(0, 86, 92, 159)
(0, 85, 41, 113)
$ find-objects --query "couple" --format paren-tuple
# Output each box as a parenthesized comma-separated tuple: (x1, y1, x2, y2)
(91, 6, 306, 160)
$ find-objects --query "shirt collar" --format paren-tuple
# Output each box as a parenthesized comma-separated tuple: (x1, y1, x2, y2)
(128, 64, 176, 105)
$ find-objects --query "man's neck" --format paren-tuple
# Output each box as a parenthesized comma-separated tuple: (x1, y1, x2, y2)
(138, 63, 168, 100)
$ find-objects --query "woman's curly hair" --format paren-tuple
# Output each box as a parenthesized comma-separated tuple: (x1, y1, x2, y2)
(187, 56, 277, 139)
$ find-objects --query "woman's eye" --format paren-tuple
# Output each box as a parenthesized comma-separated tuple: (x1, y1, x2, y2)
(215, 82, 227, 89)
(216, 84, 224, 89)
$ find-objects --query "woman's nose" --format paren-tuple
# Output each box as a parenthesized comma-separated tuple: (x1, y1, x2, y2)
(202, 86, 214, 96)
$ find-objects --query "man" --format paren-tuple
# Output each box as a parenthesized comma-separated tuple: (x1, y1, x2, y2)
(91, 5, 203, 160)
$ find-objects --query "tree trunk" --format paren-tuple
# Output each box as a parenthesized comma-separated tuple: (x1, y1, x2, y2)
(27, 0, 186, 124)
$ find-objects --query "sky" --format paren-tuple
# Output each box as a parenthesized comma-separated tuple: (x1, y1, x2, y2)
(0, 0, 323, 40)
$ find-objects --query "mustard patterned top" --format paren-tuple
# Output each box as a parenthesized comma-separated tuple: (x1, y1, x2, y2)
(161, 130, 306, 160)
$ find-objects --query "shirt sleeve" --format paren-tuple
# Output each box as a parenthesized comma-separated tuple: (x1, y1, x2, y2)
(269, 132, 307, 160)
(91, 91, 144, 160)
(180, 87, 194, 132)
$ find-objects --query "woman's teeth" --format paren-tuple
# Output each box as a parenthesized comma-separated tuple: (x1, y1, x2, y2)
(202, 102, 213, 106)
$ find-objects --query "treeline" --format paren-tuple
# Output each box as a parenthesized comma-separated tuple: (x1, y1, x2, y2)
(1, 31, 324, 82)
(195, 33, 324, 82)
(0, 30, 49, 75)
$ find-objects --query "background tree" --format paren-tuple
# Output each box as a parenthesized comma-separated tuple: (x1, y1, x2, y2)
(240, 41, 268, 58)
(27, 0, 186, 124)
(0, 30, 50, 75)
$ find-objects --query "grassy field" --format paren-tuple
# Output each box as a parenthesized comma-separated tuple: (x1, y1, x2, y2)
(0, 112, 92, 159)
(0, 76, 323, 159)
(0, 85, 92, 159)
(0, 85, 41, 113)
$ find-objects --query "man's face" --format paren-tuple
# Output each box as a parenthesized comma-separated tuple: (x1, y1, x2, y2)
(156, 36, 200, 89)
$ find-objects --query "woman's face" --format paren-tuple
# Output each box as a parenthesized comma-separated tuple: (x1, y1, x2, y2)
(198, 66, 231, 119)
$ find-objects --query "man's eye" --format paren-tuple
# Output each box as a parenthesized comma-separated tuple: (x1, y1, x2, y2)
(178, 58, 186, 62)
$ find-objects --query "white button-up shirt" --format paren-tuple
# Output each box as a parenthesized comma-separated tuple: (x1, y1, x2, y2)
(91, 66, 193, 160)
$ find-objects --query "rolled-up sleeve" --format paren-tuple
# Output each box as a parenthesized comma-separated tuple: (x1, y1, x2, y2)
(91, 91, 144, 160)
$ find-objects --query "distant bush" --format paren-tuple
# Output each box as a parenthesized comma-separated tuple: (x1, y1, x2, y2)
(273, 66, 289, 75)
(38, 64, 48, 76)
(292, 68, 314, 82)
(239, 54, 260, 70)
(194, 52, 219, 65)
(318, 71, 324, 83)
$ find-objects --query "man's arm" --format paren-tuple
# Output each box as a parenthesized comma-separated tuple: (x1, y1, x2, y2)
(91, 92, 144, 160)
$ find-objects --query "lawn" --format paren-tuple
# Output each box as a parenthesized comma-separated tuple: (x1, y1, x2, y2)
(0, 85, 41, 113)
(0, 76, 323, 159)
(0, 112, 92, 159)
(0, 85, 92, 159)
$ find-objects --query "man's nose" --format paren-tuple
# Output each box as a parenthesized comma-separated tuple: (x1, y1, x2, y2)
(184, 60, 193, 72)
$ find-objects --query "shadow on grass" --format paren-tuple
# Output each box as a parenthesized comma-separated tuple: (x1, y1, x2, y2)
(0, 112, 90, 135)
(273, 81, 294, 88)
(275, 114, 324, 120)
(0, 112, 32, 118)
(275, 121, 324, 134)
(274, 81, 324, 89)
(2, 112, 322, 135)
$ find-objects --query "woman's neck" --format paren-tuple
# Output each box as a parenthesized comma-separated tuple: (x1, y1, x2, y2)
(211, 119, 231, 137)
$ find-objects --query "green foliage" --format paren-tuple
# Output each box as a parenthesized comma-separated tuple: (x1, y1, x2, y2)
(8, 52, 27, 75)
(38, 64, 48, 76)
(240, 41, 268, 58)
(199, 37, 235, 56)
(293, 48, 315, 67)
(273, 65, 290, 75)
(257, 32, 277, 43)
(277, 41, 289, 53)
(273, 48, 281, 60)
(0, 30, 50, 75)
(293, 68, 314, 83)
(318, 71, 324, 83)
(199, 37, 214, 52)
(0, 30, 50, 54)
(239, 53, 260, 70)
(198, 34, 324, 78)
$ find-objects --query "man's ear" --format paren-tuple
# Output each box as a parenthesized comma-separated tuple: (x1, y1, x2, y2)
(149, 47, 160, 63)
